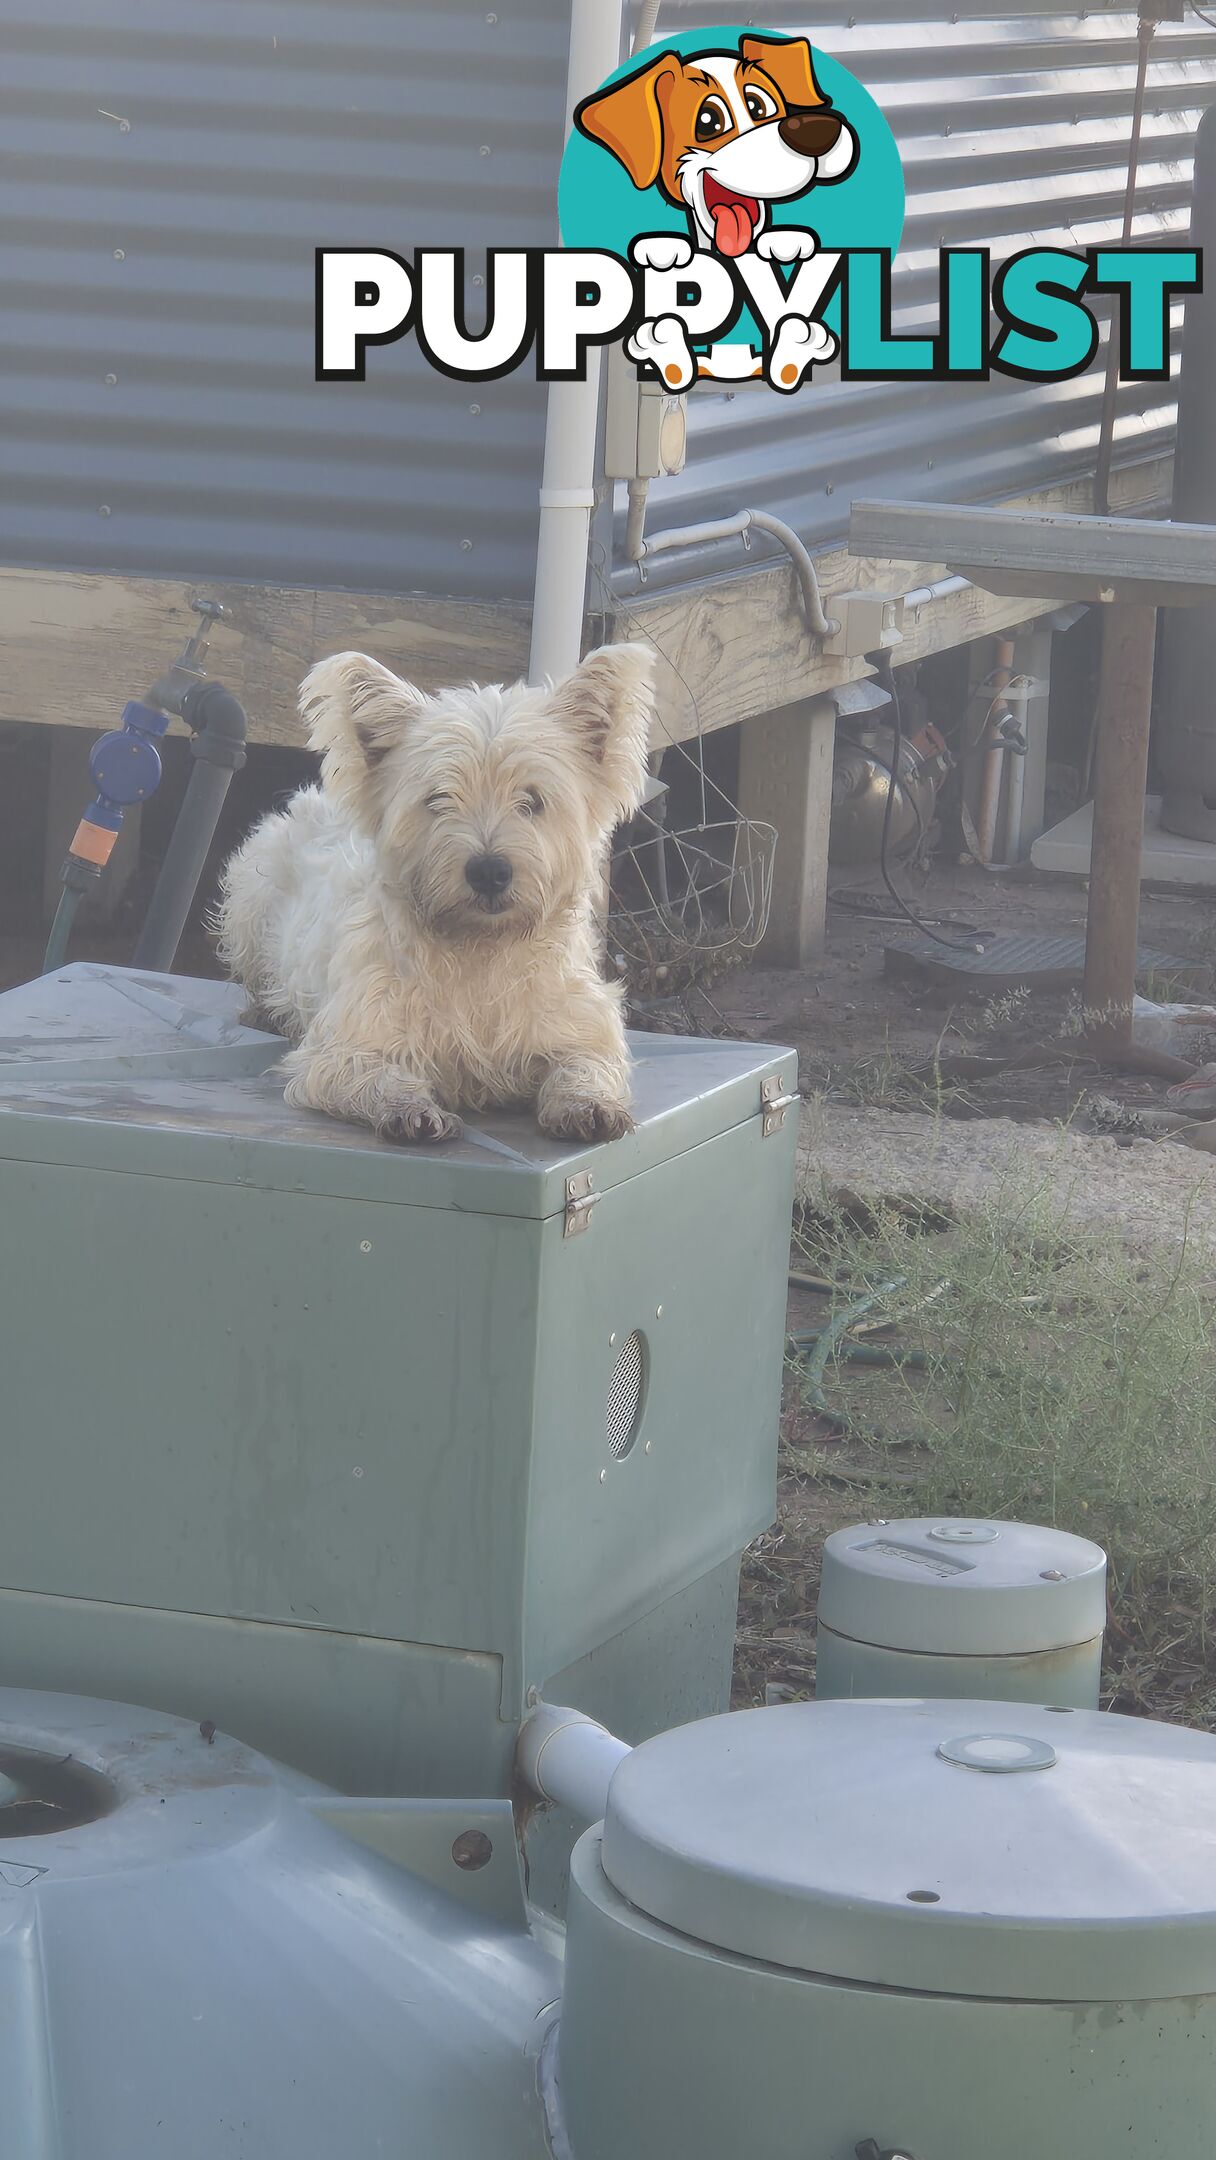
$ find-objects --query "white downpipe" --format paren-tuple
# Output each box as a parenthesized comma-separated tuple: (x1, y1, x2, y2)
(640, 508, 840, 640)
(527, 0, 628, 686)
(516, 1703, 632, 1823)
(633, 0, 662, 51)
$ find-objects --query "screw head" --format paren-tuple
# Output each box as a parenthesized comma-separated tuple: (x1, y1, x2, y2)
(469, 402, 481, 415)
(104, 372, 117, 386)
(599, 1469, 607, 1485)
(98, 504, 112, 517)
(360, 1240, 372, 1253)
(460, 538, 473, 551)
(112, 248, 125, 261)
(655, 1304, 663, 1318)
(609, 1332, 617, 1346)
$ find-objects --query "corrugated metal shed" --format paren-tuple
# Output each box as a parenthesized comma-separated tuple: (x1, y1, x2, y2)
(1, 0, 568, 600)
(625, 3, 1216, 590)
(4, 3, 1215, 609)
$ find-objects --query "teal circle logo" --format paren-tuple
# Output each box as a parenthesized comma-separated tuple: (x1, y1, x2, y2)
(559, 26, 903, 375)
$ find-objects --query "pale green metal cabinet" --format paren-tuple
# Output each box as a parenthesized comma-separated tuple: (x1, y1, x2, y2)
(0, 967, 797, 1801)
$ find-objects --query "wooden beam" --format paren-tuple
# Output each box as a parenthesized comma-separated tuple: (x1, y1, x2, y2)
(0, 454, 1171, 753)
(0, 572, 530, 747)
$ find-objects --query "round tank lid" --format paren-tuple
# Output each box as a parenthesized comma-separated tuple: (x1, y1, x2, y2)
(817, 1517, 1107, 1654)
(599, 1698, 1216, 2002)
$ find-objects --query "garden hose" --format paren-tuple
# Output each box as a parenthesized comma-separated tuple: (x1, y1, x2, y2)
(796, 1279, 906, 1421)
(42, 887, 82, 976)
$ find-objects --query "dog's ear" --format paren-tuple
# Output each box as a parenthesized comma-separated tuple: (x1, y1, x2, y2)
(552, 643, 655, 823)
(574, 53, 680, 192)
(300, 651, 425, 827)
(740, 34, 828, 112)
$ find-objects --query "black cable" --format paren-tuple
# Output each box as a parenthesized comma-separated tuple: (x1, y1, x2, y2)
(866, 651, 987, 954)
(1192, 2, 1216, 30)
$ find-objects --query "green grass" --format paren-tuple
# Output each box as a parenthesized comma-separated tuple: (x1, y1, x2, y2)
(794, 1180, 1216, 1723)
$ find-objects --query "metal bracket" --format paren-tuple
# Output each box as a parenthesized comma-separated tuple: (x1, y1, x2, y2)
(563, 1171, 600, 1239)
(761, 1074, 799, 1138)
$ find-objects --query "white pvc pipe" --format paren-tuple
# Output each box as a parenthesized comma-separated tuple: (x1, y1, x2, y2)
(633, 0, 661, 51)
(640, 508, 839, 639)
(527, 0, 628, 687)
(904, 573, 971, 609)
(516, 1703, 632, 1823)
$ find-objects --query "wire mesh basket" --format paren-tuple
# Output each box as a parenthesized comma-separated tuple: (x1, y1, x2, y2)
(608, 807, 776, 1005)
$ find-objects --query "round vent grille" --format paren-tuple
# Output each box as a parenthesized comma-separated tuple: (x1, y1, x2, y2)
(606, 1331, 647, 1459)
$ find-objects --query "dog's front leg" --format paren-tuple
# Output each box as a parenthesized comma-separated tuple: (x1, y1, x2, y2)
(535, 990, 634, 1145)
(281, 1011, 461, 1145)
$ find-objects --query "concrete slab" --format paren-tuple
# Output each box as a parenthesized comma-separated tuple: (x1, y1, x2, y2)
(1031, 795, 1216, 887)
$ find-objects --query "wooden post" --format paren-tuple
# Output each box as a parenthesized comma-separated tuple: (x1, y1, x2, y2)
(1082, 603, 1158, 1053)
(737, 696, 837, 968)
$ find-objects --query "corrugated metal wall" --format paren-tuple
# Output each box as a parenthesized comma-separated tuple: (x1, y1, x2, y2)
(625, 3, 1216, 589)
(4, 4, 1216, 606)
(1, 0, 568, 600)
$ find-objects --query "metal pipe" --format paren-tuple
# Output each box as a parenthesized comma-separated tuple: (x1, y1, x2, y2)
(1003, 676, 1031, 865)
(633, 0, 661, 50)
(975, 638, 1016, 867)
(1083, 602, 1159, 1053)
(640, 508, 840, 638)
(516, 1703, 632, 1823)
(527, 0, 627, 686)
(133, 681, 247, 972)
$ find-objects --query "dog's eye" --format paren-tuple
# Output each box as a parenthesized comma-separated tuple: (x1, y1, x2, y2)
(744, 85, 777, 123)
(520, 789, 545, 818)
(695, 95, 731, 142)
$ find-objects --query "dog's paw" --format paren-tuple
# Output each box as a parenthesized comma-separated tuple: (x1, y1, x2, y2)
(755, 227, 818, 265)
(766, 314, 837, 392)
(539, 1096, 635, 1145)
(375, 1095, 463, 1145)
(630, 234, 693, 273)
(626, 314, 696, 390)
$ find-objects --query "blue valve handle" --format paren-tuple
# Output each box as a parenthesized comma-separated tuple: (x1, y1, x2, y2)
(67, 700, 171, 873)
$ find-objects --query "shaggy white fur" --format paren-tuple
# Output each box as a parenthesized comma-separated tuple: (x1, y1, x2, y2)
(215, 643, 656, 1144)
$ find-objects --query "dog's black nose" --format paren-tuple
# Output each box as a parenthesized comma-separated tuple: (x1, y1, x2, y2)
(778, 107, 845, 157)
(465, 852, 513, 897)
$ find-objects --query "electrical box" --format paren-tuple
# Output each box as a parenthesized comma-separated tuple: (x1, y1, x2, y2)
(815, 1517, 1107, 1707)
(821, 590, 905, 659)
(604, 343, 687, 480)
(0, 966, 796, 1805)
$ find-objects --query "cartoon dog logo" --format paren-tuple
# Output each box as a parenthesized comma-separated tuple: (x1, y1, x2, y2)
(575, 34, 858, 387)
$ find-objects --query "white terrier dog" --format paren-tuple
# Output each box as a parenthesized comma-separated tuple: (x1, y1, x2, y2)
(215, 643, 655, 1145)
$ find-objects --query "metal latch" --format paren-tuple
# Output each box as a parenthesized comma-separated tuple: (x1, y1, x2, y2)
(564, 1170, 600, 1238)
(761, 1074, 799, 1137)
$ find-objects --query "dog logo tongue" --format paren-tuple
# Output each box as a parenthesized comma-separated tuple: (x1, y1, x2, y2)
(712, 198, 755, 256)
(704, 178, 760, 258)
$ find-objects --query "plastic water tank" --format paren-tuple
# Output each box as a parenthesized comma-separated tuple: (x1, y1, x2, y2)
(558, 1696, 1216, 2160)
(815, 1516, 1106, 1707)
